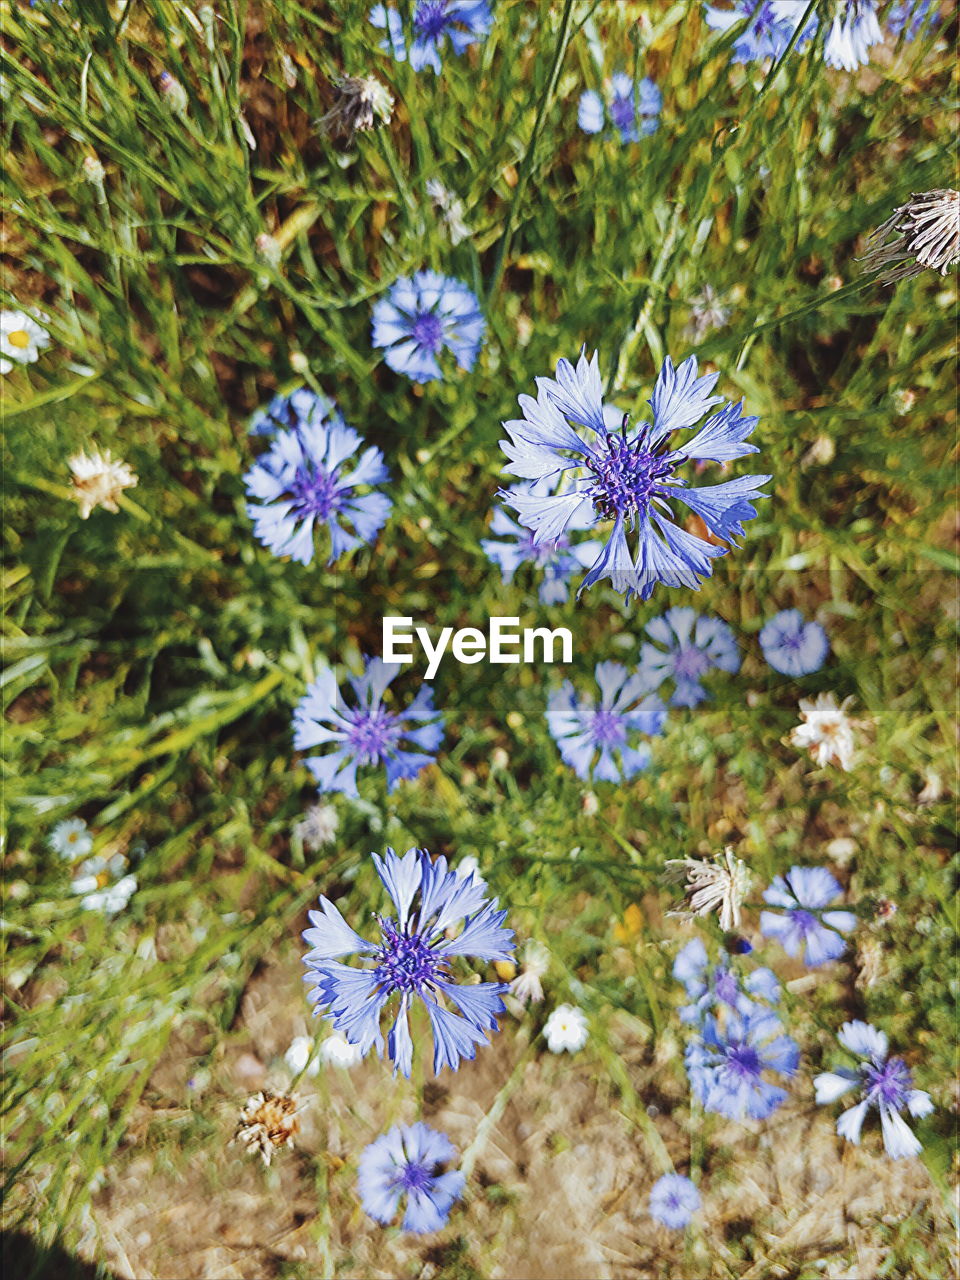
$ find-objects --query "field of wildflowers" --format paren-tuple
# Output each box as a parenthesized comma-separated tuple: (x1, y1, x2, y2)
(3, 1, 958, 1277)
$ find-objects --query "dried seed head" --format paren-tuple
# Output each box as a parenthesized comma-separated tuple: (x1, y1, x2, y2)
(318, 75, 394, 138)
(860, 189, 960, 284)
(231, 1091, 298, 1166)
(68, 447, 138, 519)
(665, 846, 752, 932)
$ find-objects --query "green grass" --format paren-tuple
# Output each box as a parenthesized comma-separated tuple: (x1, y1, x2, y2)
(2, 2, 957, 1276)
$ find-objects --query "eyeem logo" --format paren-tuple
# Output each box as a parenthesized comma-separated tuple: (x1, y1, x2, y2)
(383, 616, 573, 680)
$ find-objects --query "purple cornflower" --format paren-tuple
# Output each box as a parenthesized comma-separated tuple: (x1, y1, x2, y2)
(823, 1, 883, 71)
(685, 1006, 799, 1120)
(372, 271, 485, 384)
(546, 661, 666, 782)
(578, 73, 661, 143)
(358, 1123, 465, 1232)
(760, 866, 856, 967)
(673, 938, 780, 1026)
(302, 847, 514, 1076)
(759, 608, 829, 676)
(244, 391, 391, 565)
(499, 350, 770, 603)
(370, 2, 492, 75)
(293, 659, 443, 797)
(704, 1, 818, 63)
(638, 606, 739, 707)
(482, 485, 603, 605)
(814, 1021, 933, 1159)
(648, 1174, 701, 1230)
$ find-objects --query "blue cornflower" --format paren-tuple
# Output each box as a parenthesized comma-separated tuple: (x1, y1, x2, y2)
(302, 847, 514, 1076)
(370, 2, 492, 75)
(244, 393, 391, 566)
(499, 349, 770, 602)
(48, 817, 93, 861)
(823, 1, 883, 71)
(704, 1, 818, 63)
(372, 271, 485, 384)
(638, 606, 739, 707)
(293, 659, 443, 798)
(760, 866, 856, 967)
(482, 485, 603, 605)
(247, 386, 333, 438)
(673, 938, 780, 1026)
(546, 661, 667, 782)
(685, 1006, 799, 1121)
(359, 1123, 465, 1233)
(887, 0, 939, 38)
(648, 1174, 701, 1230)
(759, 608, 829, 676)
(814, 1020, 933, 1159)
(578, 73, 661, 143)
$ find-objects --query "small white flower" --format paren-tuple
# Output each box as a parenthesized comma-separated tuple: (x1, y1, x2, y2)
(1, 308, 50, 373)
(293, 803, 339, 852)
(665, 846, 752, 932)
(455, 854, 486, 889)
(511, 940, 549, 1006)
(48, 818, 93, 861)
(68, 447, 138, 519)
(790, 692, 858, 770)
(70, 874, 100, 896)
(284, 1035, 320, 1078)
(426, 179, 471, 245)
(684, 284, 731, 342)
(544, 1003, 588, 1054)
(318, 1031, 363, 1068)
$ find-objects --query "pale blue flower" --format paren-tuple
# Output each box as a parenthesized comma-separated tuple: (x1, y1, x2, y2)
(673, 938, 780, 1025)
(759, 609, 829, 676)
(499, 349, 770, 602)
(358, 1123, 465, 1232)
(685, 1006, 799, 1120)
(546, 661, 666, 782)
(578, 73, 661, 142)
(244, 392, 391, 565)
(293, 659, 443, 798)
(649, 1174, 701, 1229)
(370, 1, 491, 75)
(483, 485, 603, 604)
(814, 1020, 934, 1159)
(704, 1, 817, 63)
(638, 606, 739, 707)
(760, 866, 856, 967)
(302, 847, 514, 1076)
(372, 271, 485, 384)
(887, 0, 939, 38)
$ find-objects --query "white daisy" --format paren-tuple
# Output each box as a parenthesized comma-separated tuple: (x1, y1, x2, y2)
(1, 308, 50, 373)
(790, 692, 858, 770)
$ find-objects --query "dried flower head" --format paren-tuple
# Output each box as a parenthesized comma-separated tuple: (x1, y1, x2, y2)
(294, 802, 339, 852)
(232, 1091, 298, 1166)
(790, 692, 858, 770)
(666, 846, 752, 932)
(319, 75, 394, 138)
(860, 189, 960, 284)
(510, 940, 550, 1006)
(68, 447, 138, 519)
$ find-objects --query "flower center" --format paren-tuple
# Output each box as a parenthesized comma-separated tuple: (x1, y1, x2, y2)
(346, 706, 401, 760)
(864, 1056, 912, 1108)
(376, 920, 442, 993)
(608, 92, 635, 135)
(414, 0, 451, 39)
(290, 463, 343, 520)
(585, 432, 676, 523)
(8, 329, 31, 349)
(673, 645, 710, 681)
(726, 1042, 762, 1079)
(590, 706, 626, 747)
(398, 1158, 434, 1191)
(411, 309, 444, 353)
(790, 908, 818, 934)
